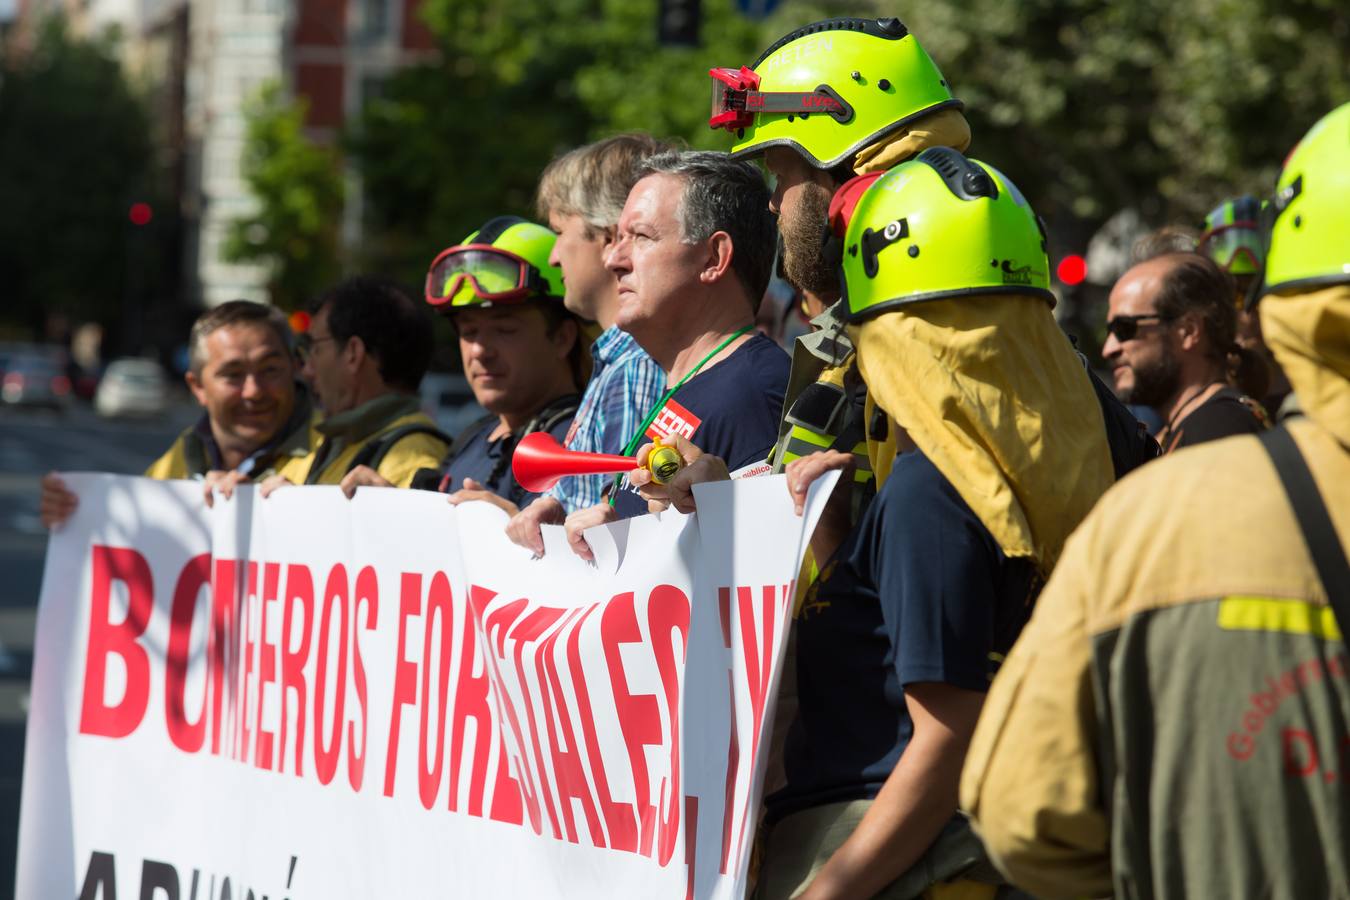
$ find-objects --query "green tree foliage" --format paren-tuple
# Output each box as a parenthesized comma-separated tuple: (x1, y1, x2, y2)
(775, 0, 1350, 227)
(0, 18, 155, 330)
(352, 0, 1350, 289)
(349, 0, 762, 284)
(225, 82, 345, 311)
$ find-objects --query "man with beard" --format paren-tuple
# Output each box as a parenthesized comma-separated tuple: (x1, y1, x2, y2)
(962, 101, 1350, 900)
(756, 149, 1114, 900)
(707, 16, 973, 498)
(1103, 252, 1268, 453)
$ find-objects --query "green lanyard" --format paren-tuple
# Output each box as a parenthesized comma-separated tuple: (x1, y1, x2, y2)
(608, 325, 751, 506)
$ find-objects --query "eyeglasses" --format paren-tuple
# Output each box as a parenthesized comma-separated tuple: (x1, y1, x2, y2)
(296, 334, 338, 362)
(1105, 314, 1173, 342)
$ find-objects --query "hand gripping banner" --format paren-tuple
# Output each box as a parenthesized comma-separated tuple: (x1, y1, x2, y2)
(18, 472, 835, 899)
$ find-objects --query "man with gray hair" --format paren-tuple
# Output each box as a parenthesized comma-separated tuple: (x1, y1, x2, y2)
(506, 134, 671, 553)
(563, 149, 788, 560)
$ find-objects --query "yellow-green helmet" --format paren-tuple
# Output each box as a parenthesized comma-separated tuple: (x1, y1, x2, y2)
(424, 216, 565, 310)
(838, 147, 1053, 321)
(709, 17, 961, 170)
(1260, 101, 1350, 297)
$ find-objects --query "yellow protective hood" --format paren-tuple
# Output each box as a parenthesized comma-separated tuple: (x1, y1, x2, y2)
(1261, 283, 1350, 447)
(852, 108, 972, 175)
(850, 294, 1114, 574)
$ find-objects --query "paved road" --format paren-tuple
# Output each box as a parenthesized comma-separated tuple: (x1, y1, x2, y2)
(0, 402, 196, 898)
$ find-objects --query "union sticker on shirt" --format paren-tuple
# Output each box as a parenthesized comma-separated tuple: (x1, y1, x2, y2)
(645, 398, 702, 443)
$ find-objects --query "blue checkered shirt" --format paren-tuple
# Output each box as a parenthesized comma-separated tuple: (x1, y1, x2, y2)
(547, 326, 665, 512)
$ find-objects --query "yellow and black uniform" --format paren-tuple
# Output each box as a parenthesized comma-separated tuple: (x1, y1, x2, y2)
(144, 390, 316, 482)
(299, 393, 449, 489)
(757, 151, 1116, 900)
(961, 285, 1350, 898)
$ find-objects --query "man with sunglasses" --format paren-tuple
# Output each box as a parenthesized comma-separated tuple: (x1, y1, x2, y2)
(963, 101, 1350, 900)
(1103, 252, 1268, 453)
(410, 216, 584, 512)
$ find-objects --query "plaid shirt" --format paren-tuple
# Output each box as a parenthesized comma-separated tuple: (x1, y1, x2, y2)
(547, 326, 664, 512)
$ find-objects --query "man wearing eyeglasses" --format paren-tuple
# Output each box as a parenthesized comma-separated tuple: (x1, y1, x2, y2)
(259, 276, 450, 495)
(1103, 252, 1268, 453)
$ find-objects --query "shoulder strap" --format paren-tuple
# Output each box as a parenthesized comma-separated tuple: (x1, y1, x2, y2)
(445, 413, 498, 461)
(1259, 426, 1350, 631)
(526, 393, 581, 437)
(347, 423, 453, 476)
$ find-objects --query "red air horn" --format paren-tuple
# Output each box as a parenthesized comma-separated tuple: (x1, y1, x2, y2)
(512, 432, 684, 493)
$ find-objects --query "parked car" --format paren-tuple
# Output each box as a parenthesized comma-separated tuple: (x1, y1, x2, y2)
(94, 358, 170, 418)
(419, 373, 486, 439)
(0, 342, 66, 378)
(0, 354, 72, 410)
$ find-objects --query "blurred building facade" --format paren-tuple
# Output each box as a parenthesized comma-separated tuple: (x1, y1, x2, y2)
(7, 0, 435, 309)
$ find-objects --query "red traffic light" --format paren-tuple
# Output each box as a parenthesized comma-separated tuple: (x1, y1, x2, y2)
(129, 202, 153, 226)
(1056, 254, 1087, 286)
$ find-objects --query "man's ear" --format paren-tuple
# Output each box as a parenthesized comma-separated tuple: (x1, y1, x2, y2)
(1175, 311, 1204, 352)
(185, 369, 206, 406)
(343, 334, 367, 372)
(551, 317, 579, 359)
(700, 231, 735, 284)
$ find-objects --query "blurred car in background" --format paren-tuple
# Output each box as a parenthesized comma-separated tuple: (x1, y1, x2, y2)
(94, 358, 170, 418)
(1, 354, 72, 410)
(0, 342, 66, 376)
(419, 372, 486, 439)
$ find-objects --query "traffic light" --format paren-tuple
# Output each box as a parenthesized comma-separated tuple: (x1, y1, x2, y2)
(1056, 254, 1087, 286)
(128, 202, 153, 226)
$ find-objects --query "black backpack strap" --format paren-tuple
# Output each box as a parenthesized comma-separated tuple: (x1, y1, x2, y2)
(445, 413, 498, 462)
(528, 393, 581, 437)
(1259, 426, 1350, 632)
(347, 423, 453, 476)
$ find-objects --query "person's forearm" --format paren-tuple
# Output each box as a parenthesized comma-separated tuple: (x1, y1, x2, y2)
(799, 728, 966, 900)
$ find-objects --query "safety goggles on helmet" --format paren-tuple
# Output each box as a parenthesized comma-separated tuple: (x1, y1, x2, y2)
(1199, 196, 1265, 280)
(708, 65, 852, 133)
(1243, 174, 1305, 308)
(424, 244, 553, 309)
(1199, 223, 1264, 276)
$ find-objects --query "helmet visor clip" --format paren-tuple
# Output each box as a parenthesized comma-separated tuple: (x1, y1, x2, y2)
(860, 218, 909, 278)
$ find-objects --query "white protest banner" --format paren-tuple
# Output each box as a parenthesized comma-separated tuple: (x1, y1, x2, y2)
(18, 471, 835, 899)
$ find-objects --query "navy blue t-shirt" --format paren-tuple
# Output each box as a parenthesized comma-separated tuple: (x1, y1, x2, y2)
(612, 333, 788, 518)
(415, 411, 573, 509)
(766, 449, 1039, 819)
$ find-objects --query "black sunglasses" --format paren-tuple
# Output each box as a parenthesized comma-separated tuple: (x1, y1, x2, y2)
(1105, 313, 1173, 342)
